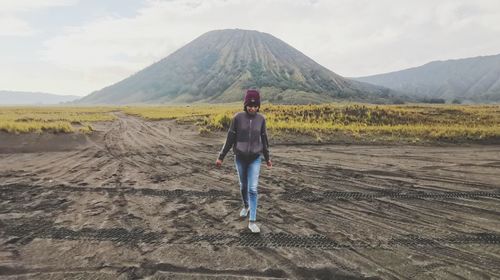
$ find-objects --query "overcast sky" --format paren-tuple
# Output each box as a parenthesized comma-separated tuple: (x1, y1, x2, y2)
(1, 0, 500, 96)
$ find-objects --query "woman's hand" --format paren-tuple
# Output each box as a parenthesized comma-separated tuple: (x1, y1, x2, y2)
(216, 159, 223, 168)
(266, 160, 272, 169)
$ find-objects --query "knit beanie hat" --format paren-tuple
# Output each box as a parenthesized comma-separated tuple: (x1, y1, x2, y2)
(244, 89, 261, 107)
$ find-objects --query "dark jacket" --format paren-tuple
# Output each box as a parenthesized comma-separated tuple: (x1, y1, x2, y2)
(218, 112, 270, 162)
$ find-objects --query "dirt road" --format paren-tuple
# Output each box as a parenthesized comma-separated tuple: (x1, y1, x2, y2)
(1, 113, 500, 279)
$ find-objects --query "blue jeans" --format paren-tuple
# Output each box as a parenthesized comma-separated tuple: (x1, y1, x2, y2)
(235, 155, 261, 222)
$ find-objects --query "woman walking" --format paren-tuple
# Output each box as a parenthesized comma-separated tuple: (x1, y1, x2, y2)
(216, 89, 272, 233)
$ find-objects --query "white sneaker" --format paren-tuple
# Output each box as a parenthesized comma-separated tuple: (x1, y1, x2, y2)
(239, 207, 249, 218)
(248, 222, 260, 233)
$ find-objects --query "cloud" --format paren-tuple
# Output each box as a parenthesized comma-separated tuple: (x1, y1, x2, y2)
(0, 0, 77, 12)
(0, 16, 35, 36)
(0, 0, 78, 37)
(27, 0, 500, 94)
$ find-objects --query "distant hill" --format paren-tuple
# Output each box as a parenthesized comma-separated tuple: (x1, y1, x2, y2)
(0, 91, 80, 105)
(77, 29, 399, 105)
(355, 54, 500, 103)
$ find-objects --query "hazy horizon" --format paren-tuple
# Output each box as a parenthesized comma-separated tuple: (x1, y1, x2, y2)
(2, 0, 500, 96)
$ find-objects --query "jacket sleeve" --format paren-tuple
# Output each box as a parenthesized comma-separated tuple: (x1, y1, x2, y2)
(218, 116, 237, 160)
(261, 117, 270, 162)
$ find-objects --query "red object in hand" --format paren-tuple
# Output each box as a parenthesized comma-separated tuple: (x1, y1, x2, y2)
(216, 159, 223, 168)
(266, 160, 272, 169)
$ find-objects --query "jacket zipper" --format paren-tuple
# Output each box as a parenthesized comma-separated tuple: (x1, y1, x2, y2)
(248, 119, 252, 153)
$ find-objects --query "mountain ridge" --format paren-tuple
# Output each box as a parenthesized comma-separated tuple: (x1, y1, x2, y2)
(0, 90, 80, 105)
(77, 29, 398, 105)
(354, 53, 500, 103)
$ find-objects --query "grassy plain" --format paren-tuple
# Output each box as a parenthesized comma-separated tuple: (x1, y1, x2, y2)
(2, 104, 500, 142)
(125, 103, 500, 143)
(0, 107, 117, 133)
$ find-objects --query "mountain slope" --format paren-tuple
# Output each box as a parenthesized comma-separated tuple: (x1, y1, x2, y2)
(78, 29, 396, 104)
(0, 91, 80, 105)
(355, 54, 500, 103)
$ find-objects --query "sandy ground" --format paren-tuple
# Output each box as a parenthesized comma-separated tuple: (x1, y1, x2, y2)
(1, 113, 500, 279)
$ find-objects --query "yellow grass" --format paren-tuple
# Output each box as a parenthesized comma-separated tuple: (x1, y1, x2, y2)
(122, 104, 241, 120)
(263, 104, 500, 141)
(2, 104, 499, 142)
(124, 103, 500, 142)
(0, 107, 117, 133)
(122, 104, 241, 130)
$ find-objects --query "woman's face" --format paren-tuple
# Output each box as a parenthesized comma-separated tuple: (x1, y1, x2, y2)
(246, 105, 259, 114)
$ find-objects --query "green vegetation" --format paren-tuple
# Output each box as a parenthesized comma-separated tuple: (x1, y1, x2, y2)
(2, 104, 500, 143)
(124, 103, 500, 143)
(123, 105, 241, 131)
(262, 104, 500, 142)
(122, 104, 240, 121)
(0, 107, 116, 133)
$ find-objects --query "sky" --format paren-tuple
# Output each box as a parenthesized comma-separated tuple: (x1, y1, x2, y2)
(1, 0, 500, 96)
